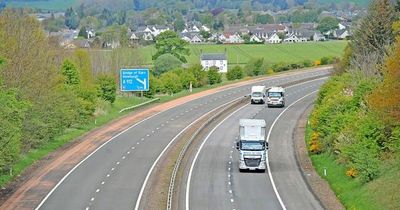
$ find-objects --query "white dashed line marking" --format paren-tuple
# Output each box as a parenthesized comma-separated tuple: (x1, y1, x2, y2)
(131, 147, 135, 150)
(101, 181, 105, 185)
(91, 197, 95, 201)
(146, 134, 150, 137)
(107, 174, 110, 177)
(96, 189, 100, 193)
(141, 138, 145, 141)
(127, 151, 130, 154)
(122, 156, 126, 159)
(116, 162, 120, 165)
(111, 168, 115, 171)
(137, 142, 140, 145)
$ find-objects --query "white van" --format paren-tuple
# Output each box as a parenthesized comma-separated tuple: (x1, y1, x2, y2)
(267, 87, 285, 107)
(250, 86, 266, 104)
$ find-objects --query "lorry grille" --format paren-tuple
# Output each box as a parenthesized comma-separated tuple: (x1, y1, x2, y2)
(244, 158, 261, 167)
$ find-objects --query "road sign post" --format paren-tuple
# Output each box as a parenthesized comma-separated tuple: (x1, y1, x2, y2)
(120, 69, 150, 92)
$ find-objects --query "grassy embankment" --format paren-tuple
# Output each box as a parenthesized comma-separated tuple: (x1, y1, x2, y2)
(138, 41, 347, 66)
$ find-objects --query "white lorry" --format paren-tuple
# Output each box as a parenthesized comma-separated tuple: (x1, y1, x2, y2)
(250, 86, 266, 104)
(236, 119, 268, 172)
(267, 87, 285, 107)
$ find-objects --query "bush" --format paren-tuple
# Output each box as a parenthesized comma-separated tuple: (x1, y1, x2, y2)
(207, 67, 222, 85)
(154, 54, 183, 76)
(245, 58, 265, 76)
(188, 64, 207, 87)
(145, 74, 162, 98)
(320, 56, 336, 65)
(96, 74, 116, 104)
(178, 70, 196, 89)
(226, 66, 244, 80)
(272, 62, 290, 72)
(160, 71, 182, 95)
(303, 60, 313, 68)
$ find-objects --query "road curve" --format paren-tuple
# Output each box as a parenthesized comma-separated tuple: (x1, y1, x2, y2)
(35, 68, 330, 210)
(184, 78, 326, 210)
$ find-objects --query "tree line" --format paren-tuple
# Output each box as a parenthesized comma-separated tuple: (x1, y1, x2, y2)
(309, 0, 400, 186)
(0, 9, 117, 174)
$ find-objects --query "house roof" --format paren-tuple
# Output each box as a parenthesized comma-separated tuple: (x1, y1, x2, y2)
(201, 53, 227, 61)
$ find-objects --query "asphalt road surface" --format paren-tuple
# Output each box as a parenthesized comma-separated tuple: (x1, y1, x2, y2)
(185, 78, 326, 210)
(36, 68, 330, 210)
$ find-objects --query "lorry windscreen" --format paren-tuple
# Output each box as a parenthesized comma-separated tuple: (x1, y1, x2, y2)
(252, 92, 263, 97)
(240, 141, 265, 151)
(268, 92, 282, 97)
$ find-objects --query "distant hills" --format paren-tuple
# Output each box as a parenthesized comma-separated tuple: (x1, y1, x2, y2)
(3, 0, 371, 11)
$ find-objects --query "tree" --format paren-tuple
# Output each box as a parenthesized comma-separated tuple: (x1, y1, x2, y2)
(96, 74, 117, 104)
(160, 71, 182, 95)
(226, 66, 244, 80)
(173, 14, 185, 32)
(200, 30, 211, 40)
(154, 54, 182, 76)
(317, 17, 339, 34)
(61, 59, 80, 86)
(350, 0, 396, 76)
(65, 7, 79, 29)
(78, 26, 88, 38)
(152, 30, 190, 63)
(207, 67, 222, 85)
(255, 14, 274, 24)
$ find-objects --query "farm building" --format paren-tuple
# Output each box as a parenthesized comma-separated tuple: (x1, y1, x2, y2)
(200, 53, 228, 73)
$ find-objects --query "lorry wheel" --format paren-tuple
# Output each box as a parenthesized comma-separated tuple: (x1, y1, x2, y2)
(259, 169, 266, 173)
(239, 169, 245, 173)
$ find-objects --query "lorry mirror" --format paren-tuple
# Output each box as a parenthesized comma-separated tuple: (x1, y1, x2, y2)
(236, 141, 240, 150)
(265, 142, 269, 149)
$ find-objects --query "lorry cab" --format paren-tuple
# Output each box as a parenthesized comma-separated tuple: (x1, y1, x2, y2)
(267, 87, 285, 107)
(251, 86, 266, 104)
(236, 119, 268, 172)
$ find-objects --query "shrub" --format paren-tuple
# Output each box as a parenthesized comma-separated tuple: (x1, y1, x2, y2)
(245, 58, 265, 76)
(160, 71, 182, 95)
(154, 54, 182, 76)
(272, 62, 290, 72)
(314, 60, 321, 66)
(96, 74, 116, 104)
(303, 60, 313, 68)
(226, 66, 244, 80)
(188, 64, 207, 87)
(207, 67, 222, 85)
(178, 70, 196, 89)
(145, 74, 162, 98)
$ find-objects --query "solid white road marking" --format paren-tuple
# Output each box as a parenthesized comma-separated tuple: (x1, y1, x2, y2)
(265, 90, 319, 210)
(134, 98, 247, 210)
(186, 105, 248, 210)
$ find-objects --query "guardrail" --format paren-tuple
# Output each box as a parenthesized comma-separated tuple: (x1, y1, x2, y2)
(119, 98, 160, 113)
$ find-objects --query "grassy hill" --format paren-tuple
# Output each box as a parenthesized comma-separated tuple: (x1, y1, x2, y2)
(139, 41, 348, 66)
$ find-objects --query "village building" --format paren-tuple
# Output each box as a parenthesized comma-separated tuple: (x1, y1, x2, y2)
(200, 53, 228, 73)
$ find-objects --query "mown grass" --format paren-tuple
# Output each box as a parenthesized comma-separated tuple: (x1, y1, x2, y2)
(139, 41, 347, 65)
(305, 120, 381, 210)
(6, 0, 76, 11)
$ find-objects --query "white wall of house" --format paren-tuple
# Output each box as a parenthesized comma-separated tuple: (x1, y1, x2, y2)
(268, 33, 281, 44)
(201, 59, 228, 73)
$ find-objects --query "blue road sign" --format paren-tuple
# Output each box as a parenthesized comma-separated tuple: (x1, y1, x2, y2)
(120, 69, 149, 91)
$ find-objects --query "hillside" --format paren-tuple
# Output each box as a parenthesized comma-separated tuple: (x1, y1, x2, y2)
(4, 0, 370, 11)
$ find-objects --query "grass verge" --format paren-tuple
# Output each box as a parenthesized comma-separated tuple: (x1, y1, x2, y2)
(305, 119, 379, 210)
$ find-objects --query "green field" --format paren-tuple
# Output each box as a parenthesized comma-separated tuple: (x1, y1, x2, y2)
(6, 0, 76, 11)
(139, 41, 347, 66)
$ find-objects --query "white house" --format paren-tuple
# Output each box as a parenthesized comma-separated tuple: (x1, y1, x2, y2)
(181, 33, 203, 43)
(223, 33, 244, 44)
(267, 33, 281, 44)
(313, 32, 326, 41)
(200, 53, 228, 73)
(250, 34, 263, 43)
(334, 29, 351, 39)
(284, 33, 299, 43)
